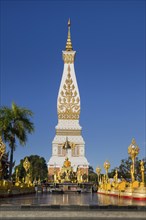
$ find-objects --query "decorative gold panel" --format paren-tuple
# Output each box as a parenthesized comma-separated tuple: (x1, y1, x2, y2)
(58, 65, 80, 120)
(63, 53, 75, 64)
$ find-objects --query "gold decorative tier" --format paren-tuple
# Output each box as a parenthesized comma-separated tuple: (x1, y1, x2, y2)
(56, 129, 81, 136)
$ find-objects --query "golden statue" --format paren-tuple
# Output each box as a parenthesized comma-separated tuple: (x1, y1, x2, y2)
(0, 136, 6, 179)
(128, 138, 139, 182)
(58, 157, 73, 183)
(63, 157, 71, 168)
(114, 169, 118, 183)
(15, 167, 20, 186)
(23, 157, 32, 186)
(113, 169, 119, 189)
(57, 170, 61, 182)
(77, 169, 83, 183)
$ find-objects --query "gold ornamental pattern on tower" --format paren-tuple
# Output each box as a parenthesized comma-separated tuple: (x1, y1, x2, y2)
(58, 65, 80, 120)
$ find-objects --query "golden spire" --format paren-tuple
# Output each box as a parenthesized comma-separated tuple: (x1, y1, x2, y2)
(65, 18, 73, 51)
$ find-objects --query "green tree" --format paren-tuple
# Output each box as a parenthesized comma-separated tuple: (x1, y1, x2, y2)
(88, 166, 98, 183)
(108, 157, 146, 182)
(13, 155, 48, 182)
(0, 102, 34, 179)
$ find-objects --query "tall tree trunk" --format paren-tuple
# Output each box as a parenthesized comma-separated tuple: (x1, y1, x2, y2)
(9, 146, 14, 180)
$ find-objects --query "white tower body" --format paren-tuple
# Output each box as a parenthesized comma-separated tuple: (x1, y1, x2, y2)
(47, 20, 89, 178)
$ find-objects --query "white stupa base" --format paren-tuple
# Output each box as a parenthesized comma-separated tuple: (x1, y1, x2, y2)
(48, 155, 89, 172)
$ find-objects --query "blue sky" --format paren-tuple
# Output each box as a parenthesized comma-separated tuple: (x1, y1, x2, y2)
(0, 0, 145, 173)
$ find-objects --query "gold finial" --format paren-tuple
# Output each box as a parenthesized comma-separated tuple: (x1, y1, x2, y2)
(132, 138, 136, 145)
(65, 18, 73, 51)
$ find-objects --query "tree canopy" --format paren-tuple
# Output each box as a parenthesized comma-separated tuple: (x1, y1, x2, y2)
(13, 155, 48, 182)
(88, 165, 98, 183)
(0, 102, 34, 179)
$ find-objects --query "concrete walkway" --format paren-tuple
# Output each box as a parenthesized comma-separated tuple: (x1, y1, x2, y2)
(0, 205, 146, 219)
(0, 210, 146, 219)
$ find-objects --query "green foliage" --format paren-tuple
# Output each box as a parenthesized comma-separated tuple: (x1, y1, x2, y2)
(88, 166, 94, 173)
(13, 155, 48, 181)
(13, 155, 48, 182)
(0, 102, 34, 179)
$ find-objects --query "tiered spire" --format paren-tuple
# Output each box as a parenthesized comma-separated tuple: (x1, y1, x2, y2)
(65, 19, 73, 51)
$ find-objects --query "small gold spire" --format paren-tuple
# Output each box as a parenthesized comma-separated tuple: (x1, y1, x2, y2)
(65, 18, 73, 51)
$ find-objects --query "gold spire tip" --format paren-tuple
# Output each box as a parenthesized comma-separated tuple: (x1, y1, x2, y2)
(65, 18, 73, 51)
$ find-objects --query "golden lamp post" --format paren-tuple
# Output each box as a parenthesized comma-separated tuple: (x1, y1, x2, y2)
(103, 160, 110, 182)
(0, 136, 6, 179)
(96, 166, 101, 183)
(140, 160, 145, 187)
(128, 138, 139, 182)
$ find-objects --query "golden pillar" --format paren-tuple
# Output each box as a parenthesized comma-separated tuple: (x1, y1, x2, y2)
(96, 166, 101, 183)
(140, 160, 145, 186)
(128, 138, 139, 182)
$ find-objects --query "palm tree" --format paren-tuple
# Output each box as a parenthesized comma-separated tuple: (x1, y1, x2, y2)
(0, 102, 34, 179)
